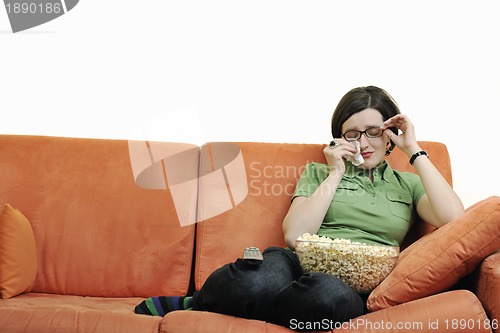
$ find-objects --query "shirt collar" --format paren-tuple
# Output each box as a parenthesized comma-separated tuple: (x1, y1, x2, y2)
(344, 160, 394, 183)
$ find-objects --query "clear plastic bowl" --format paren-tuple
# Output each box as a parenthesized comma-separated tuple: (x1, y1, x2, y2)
(295, 238, 399, 293)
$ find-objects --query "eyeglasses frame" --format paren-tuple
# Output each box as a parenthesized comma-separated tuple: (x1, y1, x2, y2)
(341, 127, 384, 142)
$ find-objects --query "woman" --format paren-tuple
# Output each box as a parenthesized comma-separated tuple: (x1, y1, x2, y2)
(283, 86, 464, 249)
(135, 86, 464, 331)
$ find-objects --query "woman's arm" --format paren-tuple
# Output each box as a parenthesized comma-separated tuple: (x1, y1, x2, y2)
(282, 142, 356, 249)
(282, 171, 342, 249)
(382, 115, 465, 227)
(412, 156, 464, 227)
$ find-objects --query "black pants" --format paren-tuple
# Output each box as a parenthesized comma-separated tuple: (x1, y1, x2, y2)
(191, 247, 365, 331)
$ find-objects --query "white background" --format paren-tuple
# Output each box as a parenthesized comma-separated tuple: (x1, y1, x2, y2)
(1, 1, 498, 208)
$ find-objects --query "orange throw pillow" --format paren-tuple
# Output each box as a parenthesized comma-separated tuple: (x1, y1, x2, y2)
(0, 204, 38, 299)
(367, 196, 500, 311)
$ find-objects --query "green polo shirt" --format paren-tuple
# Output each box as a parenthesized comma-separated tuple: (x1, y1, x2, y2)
(293, 161, 426, 246)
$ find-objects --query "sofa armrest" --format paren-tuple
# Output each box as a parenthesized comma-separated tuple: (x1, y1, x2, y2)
(475, 251, 500, 333)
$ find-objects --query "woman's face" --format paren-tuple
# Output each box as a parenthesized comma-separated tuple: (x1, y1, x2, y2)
(341, 108, 390, 170)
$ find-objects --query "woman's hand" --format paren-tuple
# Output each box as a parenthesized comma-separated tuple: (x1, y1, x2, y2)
(381, 114, 421, 157)
(323, 139, 356, 174)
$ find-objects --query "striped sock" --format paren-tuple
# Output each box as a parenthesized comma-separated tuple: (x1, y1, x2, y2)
(134, 296, 193, 317)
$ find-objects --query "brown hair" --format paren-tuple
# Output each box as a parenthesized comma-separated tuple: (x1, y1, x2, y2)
(331, 86, 400, 154)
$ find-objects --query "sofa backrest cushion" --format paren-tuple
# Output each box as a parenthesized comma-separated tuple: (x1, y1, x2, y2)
(0, 135, 195, 297)
(194, 141, 452, 290)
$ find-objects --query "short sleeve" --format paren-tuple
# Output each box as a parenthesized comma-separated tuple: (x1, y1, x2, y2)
(407, 172, 426, 205)
(292, 163, 329, 201)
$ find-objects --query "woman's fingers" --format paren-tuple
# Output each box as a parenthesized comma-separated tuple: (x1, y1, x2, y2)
(382, 114, 410, 131)
(323, 139, 356, 172)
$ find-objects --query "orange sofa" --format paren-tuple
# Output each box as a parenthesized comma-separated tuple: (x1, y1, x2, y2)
(0, 134, 498, 333)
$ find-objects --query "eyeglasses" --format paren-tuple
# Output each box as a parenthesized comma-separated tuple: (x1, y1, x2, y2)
(342, 127, 384, 141)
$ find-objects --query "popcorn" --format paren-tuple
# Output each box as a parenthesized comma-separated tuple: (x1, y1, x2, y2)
(295, 233, 399, 293)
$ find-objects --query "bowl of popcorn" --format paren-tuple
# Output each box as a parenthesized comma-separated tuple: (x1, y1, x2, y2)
(295, 233, 399, 293)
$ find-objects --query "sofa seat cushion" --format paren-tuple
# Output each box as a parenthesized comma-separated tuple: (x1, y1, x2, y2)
(162, 290, 489, 333)
(163, 310, 294, 333)
(335, 290, 491, 333)
(0, 293, 161, 333)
